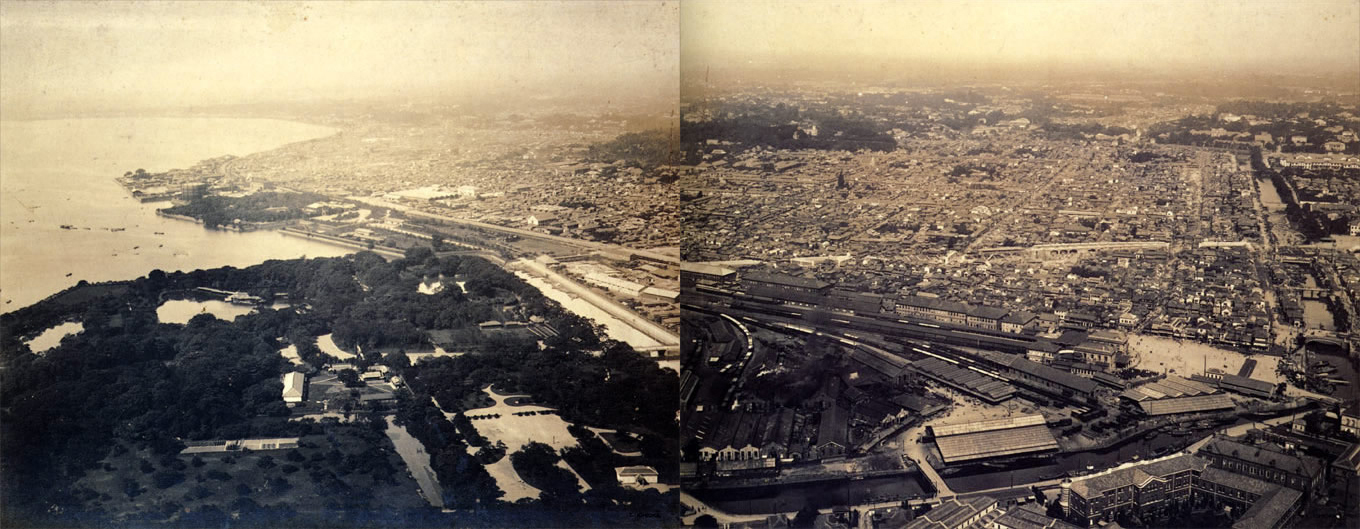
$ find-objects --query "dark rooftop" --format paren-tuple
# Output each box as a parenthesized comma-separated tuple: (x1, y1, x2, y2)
(743, 271, 829, 290)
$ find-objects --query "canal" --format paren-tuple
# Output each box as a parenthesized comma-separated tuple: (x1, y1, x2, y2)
(688, 472, 930, 515)
(1306, 342, 1359, 402)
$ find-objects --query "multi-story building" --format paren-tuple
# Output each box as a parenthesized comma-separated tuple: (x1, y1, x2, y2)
(1001, 310, 1038, 333)
(896, 295, 971, 326)
(1196, 467, 1303, 529)
(1071, 341, 1118, 370)
(742, 271, 830, 296)
(905, 496, 999, 529)
(990, 504, 1082, 529)
(1342, 401, 1360, 437)
(1085, 329, 1128, 355)
(1062, 453, 1207, 526)
(1061, 451, 1304, 529)
(1196, 437, 1325, 495)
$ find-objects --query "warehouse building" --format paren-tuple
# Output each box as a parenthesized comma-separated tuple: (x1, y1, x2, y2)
(1120, 375, 1220, 403)
(741, 271, 830, 296)
(1216, 374, 1278, 399)
(929, 414, 1060, 465)
(1138, 393, 1235, 416)
(975, 350, 1100, 402)
(910, 356, 1017, 404)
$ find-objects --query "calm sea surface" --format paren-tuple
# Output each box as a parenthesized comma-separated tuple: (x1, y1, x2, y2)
(0, 118, 353, 313)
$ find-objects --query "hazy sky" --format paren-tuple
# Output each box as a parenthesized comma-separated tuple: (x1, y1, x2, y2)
(5, 1, 1357, 118)
(682, 0, 1360, 79)
(1, 1, 679, 116)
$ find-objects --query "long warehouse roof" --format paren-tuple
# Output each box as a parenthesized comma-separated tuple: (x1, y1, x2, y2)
(932, 413, 1047, 437)
(935, 425, 1060, 464)
(1139, 393, 1235, 416)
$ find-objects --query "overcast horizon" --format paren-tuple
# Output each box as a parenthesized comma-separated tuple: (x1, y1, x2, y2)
(4, 1, 1359, 120)
(682, 1, 1360, 89)
(0, 1, 679, 118)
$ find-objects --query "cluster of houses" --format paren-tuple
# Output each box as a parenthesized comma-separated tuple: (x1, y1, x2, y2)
(693, 375, 945, 475)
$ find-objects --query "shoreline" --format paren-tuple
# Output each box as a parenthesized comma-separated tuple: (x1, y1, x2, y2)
(275, 226, 403, 259)
(511, 257, 680, 349)
(0, 115, 342, 135)
(129, 216, 679, 357)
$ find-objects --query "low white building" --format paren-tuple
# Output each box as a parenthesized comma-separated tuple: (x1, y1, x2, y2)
(282, 372, 307, 404)
(615, 466, 659, 485)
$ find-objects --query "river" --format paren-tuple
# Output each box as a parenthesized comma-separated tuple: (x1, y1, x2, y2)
(0, 118, 354, 313)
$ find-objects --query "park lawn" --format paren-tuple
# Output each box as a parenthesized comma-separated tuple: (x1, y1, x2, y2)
(458, 386, 592, 499)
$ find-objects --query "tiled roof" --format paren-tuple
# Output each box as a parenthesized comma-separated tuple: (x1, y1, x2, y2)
(1199, 467, 1274, 495)
(979, 350, 1099, 395)
(906, 496, 997, 529)
(1069, 453, 1210, 499)
(932, 414, 1046, 437)
(1139, 393, 1234, 416)
(934, 425, 1060, 464)
(1218, 373, 1275, 394)
(994, 504, 1083, 529)
(1199, 437, 1323, 478)
(1231, 485, 1301, 529)
(899, 295, 970, 315)
(743, 271, 829, 290)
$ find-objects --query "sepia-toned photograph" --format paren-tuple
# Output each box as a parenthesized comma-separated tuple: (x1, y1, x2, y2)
(676, 2, 1359, 529)
(3, 1, 1359, 528)
(2, 1, 681, 527)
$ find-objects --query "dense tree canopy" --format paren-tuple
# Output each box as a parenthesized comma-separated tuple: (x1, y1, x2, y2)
(1, 251, 678, 526)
